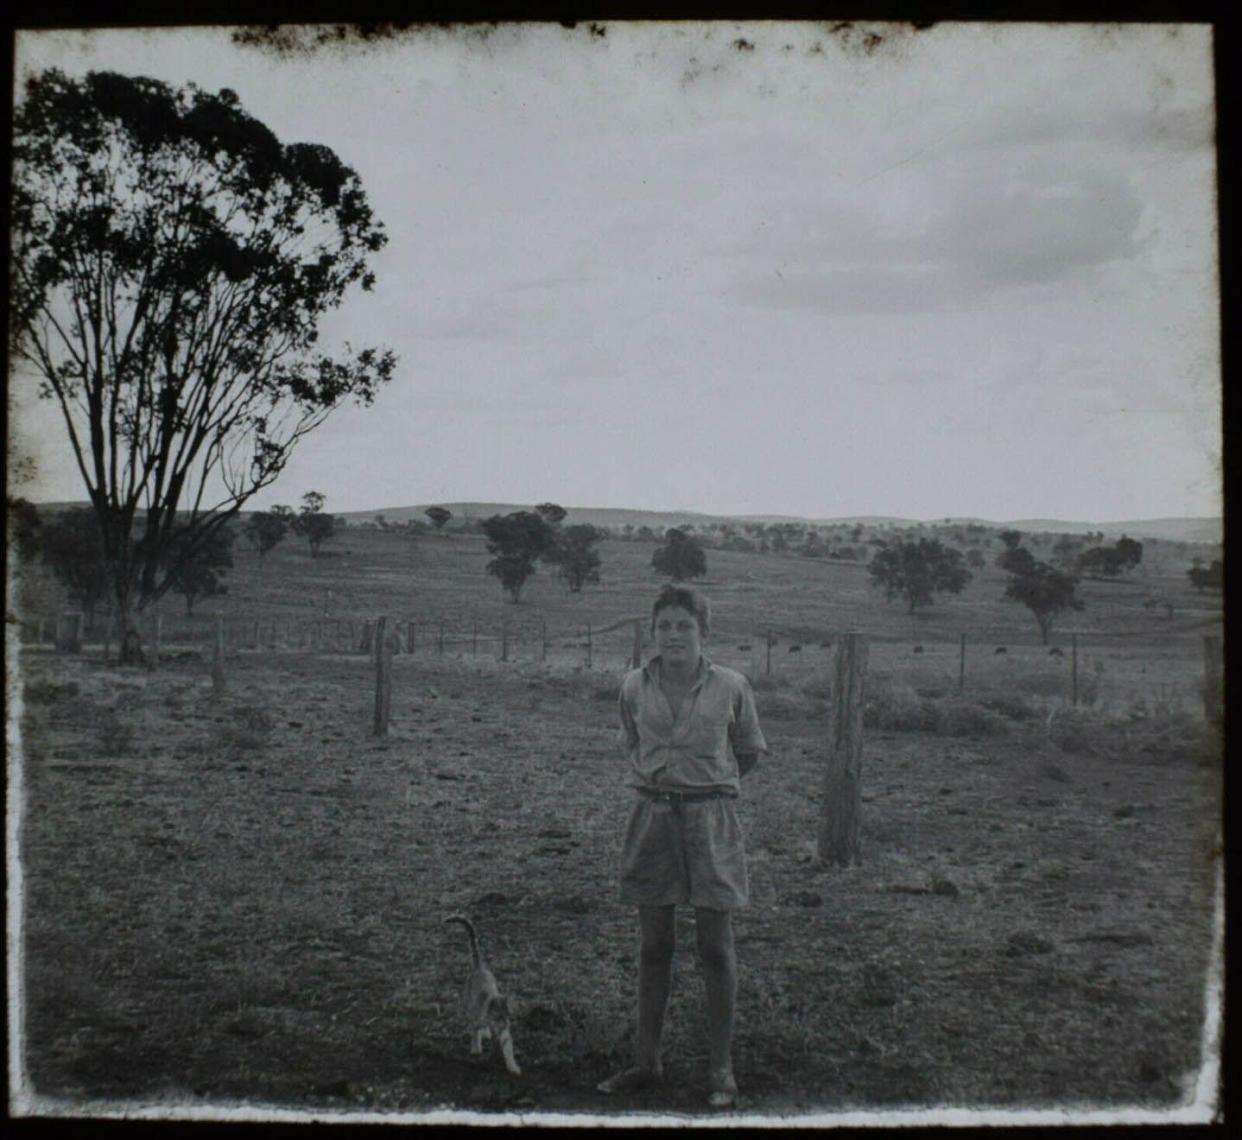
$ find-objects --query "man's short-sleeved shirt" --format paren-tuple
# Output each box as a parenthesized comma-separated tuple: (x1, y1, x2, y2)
(618, 654, 768, 794)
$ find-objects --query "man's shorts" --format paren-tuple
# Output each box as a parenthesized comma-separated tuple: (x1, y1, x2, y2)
(618, 793, 749, 910)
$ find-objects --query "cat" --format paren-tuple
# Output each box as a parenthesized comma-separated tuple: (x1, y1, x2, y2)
(443, 914, 521, 1076)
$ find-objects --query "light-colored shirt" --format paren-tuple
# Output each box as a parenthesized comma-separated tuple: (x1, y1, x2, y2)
(618, 654, 768, 794)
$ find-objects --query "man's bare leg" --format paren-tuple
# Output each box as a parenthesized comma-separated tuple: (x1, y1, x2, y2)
(695, 907, 738, 1106)
(598, 905, 674, 1093)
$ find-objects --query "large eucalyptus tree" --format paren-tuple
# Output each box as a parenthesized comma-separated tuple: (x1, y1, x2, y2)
(11, 69, 396, 657)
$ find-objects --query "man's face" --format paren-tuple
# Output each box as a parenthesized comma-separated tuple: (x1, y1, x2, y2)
(653, 605, 702, 668)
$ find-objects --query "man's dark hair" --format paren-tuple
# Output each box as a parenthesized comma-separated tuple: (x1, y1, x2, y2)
(651, 584, 710, 636)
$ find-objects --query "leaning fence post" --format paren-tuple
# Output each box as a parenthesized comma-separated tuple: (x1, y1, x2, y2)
(766, 629, 773, 675)
(958, 632, 966, 695)
(212, 616, 227, 696)
(587, 623, 593, 670)
(817, 632, 868, 868)
(360, 620, 374, 656)
(373, 616, 392, 736)
(542, 620, 548, 662)
(407, 620, 416, 656)
(501, 621, 509, 662)
(1204, 635, 1223, 727)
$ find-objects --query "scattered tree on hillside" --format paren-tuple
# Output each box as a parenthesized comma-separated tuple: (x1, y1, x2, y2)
(481, 510, 556, 602)
(425, 506, 452, 530)
(10, 70, 395, 662)
(545, 524, 604, 592)
(965, 548, 986, 569)
(652, 528, 707, 581)
(867, 538, 972, 613)
(1051, 534, 1084, 572)
(1187, 560, 1223, 592)
(1000, 543, 1084, 643)
(164, 523, 235, 614)
(1076, 535, 1143, 579)
(243, 505, 294, 558)
(40, 508, 112, 627)
(535, 502, 568, 526)
(293, 491, 336, 556)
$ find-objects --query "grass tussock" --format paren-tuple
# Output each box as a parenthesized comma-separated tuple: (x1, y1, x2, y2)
(863, 678, 1010, 738)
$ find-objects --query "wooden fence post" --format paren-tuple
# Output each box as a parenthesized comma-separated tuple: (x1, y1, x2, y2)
(1204, 636, 1223, 726)
(373, 616, 392, 736)
(212, 617, 227, 696)
(103, 607, 115, 662)
(407, 620, 416, 656)
(360, 620, 374, 656)
(632, 619, 642, 669)
(818, 632, 868, 868)
(958, 632, 966, 695)
(501, 621, 509, 662)
(587, 624, 593, 669)
(438, 620, 445, 657)
(150, 611, 162, 670)
(542, 620, 548, 662)
(766, 629, 773, 675)
(1072, 634, 1079, 706)
(473, 621, 478, 657)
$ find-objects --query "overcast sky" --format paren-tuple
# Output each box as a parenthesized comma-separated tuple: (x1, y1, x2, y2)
(9, 21, 1220, 523)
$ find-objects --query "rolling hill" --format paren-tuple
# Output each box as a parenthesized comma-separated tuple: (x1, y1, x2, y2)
(337, 503, 1222, 545)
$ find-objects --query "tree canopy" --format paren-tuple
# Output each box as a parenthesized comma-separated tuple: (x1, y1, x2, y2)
(243, 504, 293, 557)
(39, 507, 112, 625)
(1000, 545, 1084, 643)
(545, 524, 604, 592)
(867, 538, 972, 612)
(164, 522, 235, 614)
(481, 511, 556, 602)
(10, 69, 395, 653)
(652, 528, 707, 581)
(1076, 536, 1143, 579)
(293, 491, 335, 556)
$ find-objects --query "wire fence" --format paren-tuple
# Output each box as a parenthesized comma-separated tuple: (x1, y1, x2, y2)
(19, 606, 1223, 721)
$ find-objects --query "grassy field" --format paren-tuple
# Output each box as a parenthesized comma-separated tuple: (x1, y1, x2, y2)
(10, 527, 1224, 1121)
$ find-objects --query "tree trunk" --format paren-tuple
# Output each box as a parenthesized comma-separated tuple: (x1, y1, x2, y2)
(115, 588, 146, 667)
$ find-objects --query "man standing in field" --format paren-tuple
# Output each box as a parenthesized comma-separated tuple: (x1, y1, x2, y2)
(597, 585, 767, 1109)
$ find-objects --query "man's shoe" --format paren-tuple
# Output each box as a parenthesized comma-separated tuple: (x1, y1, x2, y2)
(707, 1068, 738, 1109)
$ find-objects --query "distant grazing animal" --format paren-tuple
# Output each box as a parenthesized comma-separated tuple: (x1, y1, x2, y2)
(788, 644, 802, 654)
(994, 647, 1008, 655)
(444, 915, 521, 1076)
(820, 640, 832, 649)
(1049, 647, 1064, 658)
(912, 645, 924, 654)
(737, 644, 752, 652)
